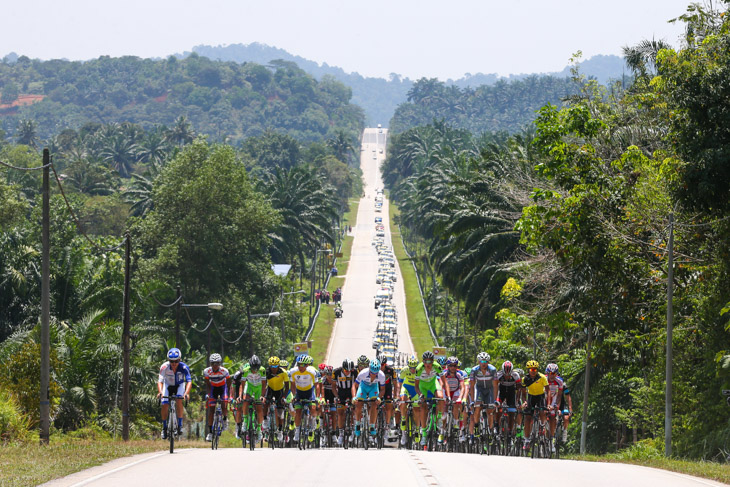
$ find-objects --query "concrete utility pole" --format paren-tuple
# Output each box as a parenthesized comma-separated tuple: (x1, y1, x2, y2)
(175, 286, 181, 348)
(121, 233, 131, 441)
(580, 325, 593, 455)
(40, 149, 50, 445)
(666, 213, 674, 457)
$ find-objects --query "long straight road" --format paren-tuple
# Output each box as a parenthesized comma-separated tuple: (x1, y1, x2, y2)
(326, 127, 414, 364)
(42, 129, 724, 487)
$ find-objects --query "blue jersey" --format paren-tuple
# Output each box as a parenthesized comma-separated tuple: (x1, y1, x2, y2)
(158, 361, 192, 386)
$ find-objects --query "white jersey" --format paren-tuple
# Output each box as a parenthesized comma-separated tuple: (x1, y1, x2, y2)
(203, 366, 230, 387)
(355, 369, 386, 386)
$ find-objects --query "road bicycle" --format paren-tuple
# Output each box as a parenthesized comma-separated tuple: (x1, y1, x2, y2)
(320, 399, 336, 448)
(420, 396, 443, 452)
(209, 397, 225, 450)
(470, 401, 497, 455)
(241, 397, 263, 450)
(264, 396, 286, 449)
(496, 402, 519, 456)
(526, 406, 550, 459)
(296, 397, 316, 450)
(551, 408, 572, 459)
(337, 399, 354, 450)
(398, 399, 418, 450)
(442, 398, 465, 453)
(160, 394, 185, 454)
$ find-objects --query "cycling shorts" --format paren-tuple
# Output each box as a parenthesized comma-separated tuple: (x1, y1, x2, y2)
(498, 386, 517, 409)
(475, 387, 494, 405)
(384, 382, 394, 400)
(525, 393, 546, 414)
(323, 389, 337, 409)
(161, 383, 185, 404)
(418, 379, 441, 398)
(294, 387, 316, 408)
(207, 385, 229, 407)
(446, 388, 463, 402)
(244, 383, 263, 400)
(337, 389, 353, 407)
(265, 388, 285, 407)
(400, 383, 417, 399)
(356, 381, 380, 401)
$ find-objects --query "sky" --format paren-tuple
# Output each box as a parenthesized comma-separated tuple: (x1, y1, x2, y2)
(3, 0, 692, 80)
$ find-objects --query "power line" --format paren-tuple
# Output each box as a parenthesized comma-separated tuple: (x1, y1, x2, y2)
(183, 306, 214, 333)
(0, 159, 52, 171)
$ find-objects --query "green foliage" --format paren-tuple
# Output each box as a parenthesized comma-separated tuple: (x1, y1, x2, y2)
(0, 54, 364, 145)
(0, 388, 30, 442)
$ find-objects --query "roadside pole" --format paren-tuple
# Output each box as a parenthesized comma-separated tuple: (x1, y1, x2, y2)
(40, 149, 50, 445)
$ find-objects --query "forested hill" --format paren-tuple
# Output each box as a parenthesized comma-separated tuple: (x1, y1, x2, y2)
(389, 76, 579, 135)
(191, 43, 625, 126)
(0, 54, 364, 143)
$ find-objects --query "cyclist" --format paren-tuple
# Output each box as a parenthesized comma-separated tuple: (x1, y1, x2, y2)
(514, 368, 526, 442)
(521, 359, 549, 451)
(264, 356, 290, 442)
(557, 368, 573, 442)
(380, 358, 398, 436)
(231, 365, 246, 438)
(203, 353, 231, 442)
(545, 363, 565, 449)
(398, 356, 421, 446)
(468, 352, 498, 440)
(334, 359, 356, 446)
(356, 354, 369, 372)
(319, 364, 338, 443)
(414, 350, 445, 447)
(495, 360, 521, 437)
(290, 354, 318, 442)
(441, 356, 467, 443)
(239, 355, 267, 443)
(157, 348, 192, 439)
(354, 358, 386, 438)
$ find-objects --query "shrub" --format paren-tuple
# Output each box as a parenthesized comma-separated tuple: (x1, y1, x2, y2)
(0, 389, 30, 442)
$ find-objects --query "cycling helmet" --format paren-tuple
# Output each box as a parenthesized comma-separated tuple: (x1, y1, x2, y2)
(369, 359, 381, 373)
(526, 359, 539, 369)
(546, 363, 559, 374)
(167, 348, 181, 361)
(296, 354, 308, 365)
(357, 355, 369, 366)
(209, 353, 222, 363)
(319, 363, 327, 372)
(280, 359, 289, 369)
(502, 360, 513, 374)
(445, 356, 459, 366)
(407, 356, 419, 368)
(422, 351, 435, 361)
(514, 368, 524, 378)
(325, 365, 334, 375)
(268, 356, 280, 367)
(304, 355, 314, 365)
(437, 356, 447, 366)
(342, 359, 355, 371)
(249, 355, 261, 368)
(477, 352, 490, 362)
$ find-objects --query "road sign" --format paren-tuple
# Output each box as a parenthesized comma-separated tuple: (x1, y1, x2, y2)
(293, 342, 310, 356)
(433, 347, 447, 357)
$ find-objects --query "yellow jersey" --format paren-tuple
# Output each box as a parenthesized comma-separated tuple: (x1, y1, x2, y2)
(522, 372, 549, 396)
(266, 368, 289, 391)
(289, 365, 317, 391)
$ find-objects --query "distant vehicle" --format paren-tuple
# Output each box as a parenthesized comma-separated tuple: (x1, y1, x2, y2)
(379, 149, 383, 154)
(377, 124, 382, 129)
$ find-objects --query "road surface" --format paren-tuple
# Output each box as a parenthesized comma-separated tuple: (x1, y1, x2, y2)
(42, 128, 723, 487)
(326, 127, 414, 364)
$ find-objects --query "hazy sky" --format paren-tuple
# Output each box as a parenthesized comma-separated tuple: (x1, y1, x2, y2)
(4, 0, 691, 80)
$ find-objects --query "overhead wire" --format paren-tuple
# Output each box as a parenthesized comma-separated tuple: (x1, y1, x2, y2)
(0, 159, 52, 171)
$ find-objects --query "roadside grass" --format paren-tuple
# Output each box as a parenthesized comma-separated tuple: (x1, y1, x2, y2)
(567, 454, 730, 484)
(0, 435, 207, 487)
(389, 201, 434, 354)
(308, 197, 359, 364)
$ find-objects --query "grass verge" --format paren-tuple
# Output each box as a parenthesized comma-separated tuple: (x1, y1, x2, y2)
(308, 197, 360, 364)
(0, 436, 205, 487)
(567, 454, 730, 484)
(389, 201, 434, 355)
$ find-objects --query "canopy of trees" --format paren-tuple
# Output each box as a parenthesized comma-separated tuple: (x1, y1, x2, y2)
(0, 54, 364, 144)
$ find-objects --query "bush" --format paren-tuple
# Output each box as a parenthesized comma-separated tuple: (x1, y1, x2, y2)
(610, 437, 664, 461)
(0, 389, 30, 443)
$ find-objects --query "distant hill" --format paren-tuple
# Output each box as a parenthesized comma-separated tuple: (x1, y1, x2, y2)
(191, 43, 628, 126)
(0, 54, 364, 143)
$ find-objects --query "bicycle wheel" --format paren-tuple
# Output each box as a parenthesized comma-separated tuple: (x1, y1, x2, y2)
(168, 406, 175, 454)
(211, 418, 219, 450)
(248, 411, 256, 451)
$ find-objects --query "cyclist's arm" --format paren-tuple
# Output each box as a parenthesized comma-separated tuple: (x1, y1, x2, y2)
(468, 378, 475, 400)
(492, 379, 498, 404)
(157, 379, 164, 397)
(566, 393, 573, 413)
(415, 378, 421, 396)
(442, 377, 451, 398)
(262, 379, 268, 400)
(458, 378, 466, 401)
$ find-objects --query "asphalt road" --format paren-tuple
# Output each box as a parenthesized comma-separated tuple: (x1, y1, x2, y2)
(326, 127, 414, 365)
(42, 129, 723, 487)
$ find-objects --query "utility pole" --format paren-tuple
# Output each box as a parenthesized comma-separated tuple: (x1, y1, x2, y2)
(175, 286, 181, 348)
(247, 304, 252, 358)
(121, 233, 131, 441)
(40, 149, 50, 445)
(666, 212, 674, 457)
(580, 325, 593, 455)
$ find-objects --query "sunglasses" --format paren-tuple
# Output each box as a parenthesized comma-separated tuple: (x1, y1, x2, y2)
(424, 360, 433, 364)
(270, 365, 279, 369)
(479, 360, 489, 364)
(529, 368, 538, 372)
(170, 360, 180, 364)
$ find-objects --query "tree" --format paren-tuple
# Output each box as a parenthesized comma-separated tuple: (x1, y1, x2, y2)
(16, 119, 39, 149)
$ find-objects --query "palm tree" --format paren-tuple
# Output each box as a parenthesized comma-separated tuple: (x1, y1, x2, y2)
(326, 130, 356, 165)
(622, 38, 672, 78)
(98, 132, 139, 178)
(165, 116, 195, 147)
(136, 129, 171, 170)
(16, 119, 39, 149)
